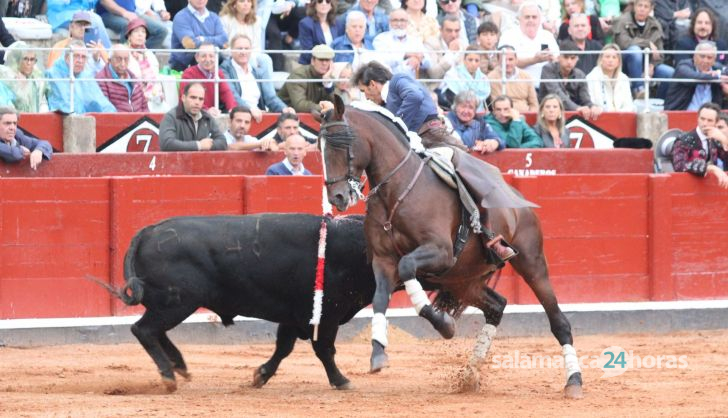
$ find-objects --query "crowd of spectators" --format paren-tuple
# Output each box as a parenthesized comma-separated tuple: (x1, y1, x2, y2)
(0, 0, 727, 184)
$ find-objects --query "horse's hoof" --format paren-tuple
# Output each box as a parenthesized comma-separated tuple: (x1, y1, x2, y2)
(334, 380, 354, 390)
(420, 305, 456, 339)
(370, 353, 389, 373)
(564, 384, 583, 399)
(162, 377, 177, 393)
(455, 366, 479, 393)
(174, 368, 191, 381)
(252, 366, 270, 388)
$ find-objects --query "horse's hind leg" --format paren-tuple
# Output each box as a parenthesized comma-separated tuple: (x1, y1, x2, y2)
(457, 284, 507, 392)
(253, 323, 297, 388)
(510, 218, 583, 399)
(131, 306, 195, 392)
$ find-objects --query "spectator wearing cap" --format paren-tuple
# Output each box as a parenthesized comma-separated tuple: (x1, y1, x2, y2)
(47, 11, 109, 73)
(96, 0, 168, 49)
(126, 17, 166, 112)
(279, 44, 336, 117)
(180, 42, 241, 117)
(96, 44, 150, 112)
(169, 0, 229, 71)
(47, 0, 112, 49)
(539, 40, 602, 120)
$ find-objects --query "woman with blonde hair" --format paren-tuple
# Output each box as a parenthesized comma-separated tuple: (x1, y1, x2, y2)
(220, 0, 262, 50)
(532, 94, 571, 148)
(586, 43, 635, 112)
(0, 41, 48, 112)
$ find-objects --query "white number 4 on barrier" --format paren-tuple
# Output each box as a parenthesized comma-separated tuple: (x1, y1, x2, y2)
(149, 156, 156, 171)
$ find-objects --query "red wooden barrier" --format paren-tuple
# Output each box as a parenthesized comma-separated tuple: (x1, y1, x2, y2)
(1, 173, 727, 319)
(0, 149, 654, 178)
(18, 111, 701, 153)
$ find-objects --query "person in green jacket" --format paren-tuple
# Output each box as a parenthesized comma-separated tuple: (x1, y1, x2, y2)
(484, 95, 544, 148)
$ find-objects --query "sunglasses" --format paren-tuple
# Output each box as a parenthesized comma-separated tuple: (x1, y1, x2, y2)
(439, 0, 458, 3)
(316, 0, 331, 3)
(22, 57, 37, 63)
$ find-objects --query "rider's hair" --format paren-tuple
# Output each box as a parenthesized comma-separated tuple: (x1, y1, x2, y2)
(352, 61, 392, 86)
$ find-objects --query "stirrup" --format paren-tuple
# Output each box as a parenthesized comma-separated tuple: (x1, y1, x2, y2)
(486, 234, 518, 265)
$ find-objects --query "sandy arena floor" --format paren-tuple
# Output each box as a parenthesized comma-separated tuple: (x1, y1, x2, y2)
(1, 328, 727, 417)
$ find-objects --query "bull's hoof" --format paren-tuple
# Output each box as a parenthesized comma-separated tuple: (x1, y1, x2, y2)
(333, 380, 353, 390)
(174, 368, 191, 380)
(564, 372, 584, 399)
(252, 365, 271, 388)
(162, 377, 177, 393)
(370, 341, 389, 373)
(420, 305, 456, 339)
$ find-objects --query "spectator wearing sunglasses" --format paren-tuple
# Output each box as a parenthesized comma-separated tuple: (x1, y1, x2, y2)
(0, 41, 49, 112)
(298, 0, 341, 65)
(436, 0, 477, 46)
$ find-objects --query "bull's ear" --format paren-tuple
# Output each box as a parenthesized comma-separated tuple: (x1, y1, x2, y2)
(333, 95, 346, 119)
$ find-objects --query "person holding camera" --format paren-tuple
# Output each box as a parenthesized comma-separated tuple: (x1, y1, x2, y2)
(47, 12, 108, 73)
(664, 41, 728, 111)
(671, 102, 728, 189)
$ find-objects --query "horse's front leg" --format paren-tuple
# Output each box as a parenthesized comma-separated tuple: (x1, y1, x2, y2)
(370, 258, 396, 373)
(398, 243, 456, 339)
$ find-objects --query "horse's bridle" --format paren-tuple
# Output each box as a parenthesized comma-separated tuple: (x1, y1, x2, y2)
(320, 120, 366, 200)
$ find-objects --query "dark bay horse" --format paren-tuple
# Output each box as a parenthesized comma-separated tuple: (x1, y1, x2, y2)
(319, 97, 583, 398)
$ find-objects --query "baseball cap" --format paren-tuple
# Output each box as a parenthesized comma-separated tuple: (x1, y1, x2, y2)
(311, 44, 335, 60)
(72, 11, 92, 24)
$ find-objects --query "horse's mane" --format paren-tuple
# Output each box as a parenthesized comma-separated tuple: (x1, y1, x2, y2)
(345, 107, 412, 151)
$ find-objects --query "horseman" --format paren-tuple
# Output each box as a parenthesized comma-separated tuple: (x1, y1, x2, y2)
(339, 60, 535, 264)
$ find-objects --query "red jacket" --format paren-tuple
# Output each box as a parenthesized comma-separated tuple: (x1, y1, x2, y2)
(180, 65, 240, 113)
(95, 65, 149, 112)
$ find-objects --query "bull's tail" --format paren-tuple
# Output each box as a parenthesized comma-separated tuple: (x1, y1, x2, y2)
(83, 274, 143, 306)
(120, 226, 150, 306)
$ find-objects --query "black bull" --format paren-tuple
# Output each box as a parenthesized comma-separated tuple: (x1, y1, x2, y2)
(117, 213, 378, 392)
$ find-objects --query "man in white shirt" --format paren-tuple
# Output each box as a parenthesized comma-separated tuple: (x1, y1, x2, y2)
(225, 106, 279, 151)
(498, 0, 559, 89)
(372, 8, 431, 78)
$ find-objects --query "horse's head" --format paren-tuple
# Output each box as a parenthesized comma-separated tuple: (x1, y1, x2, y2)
(319, 95, 368, 212)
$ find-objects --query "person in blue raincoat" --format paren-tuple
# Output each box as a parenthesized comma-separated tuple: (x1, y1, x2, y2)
(46, 40, 116, 114)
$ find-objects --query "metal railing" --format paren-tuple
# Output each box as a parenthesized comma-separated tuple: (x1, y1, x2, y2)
(2, 45, 726, 114)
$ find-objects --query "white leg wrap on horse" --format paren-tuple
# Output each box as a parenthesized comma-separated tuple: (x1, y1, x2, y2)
(469, 323, 497, 368)
(562, 344, 581, 380)
(371, 313, 388, 347)
(404, 279, 429, 314)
